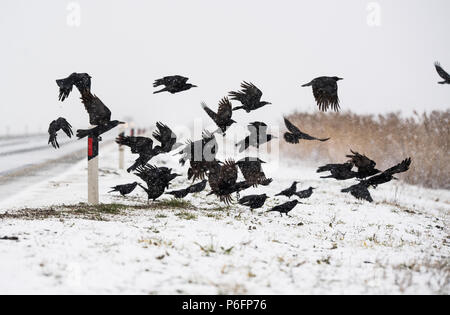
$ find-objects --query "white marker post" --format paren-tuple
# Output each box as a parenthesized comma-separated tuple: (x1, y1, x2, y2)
(88, 135, 99, 205)
(118, 127, 125, 170)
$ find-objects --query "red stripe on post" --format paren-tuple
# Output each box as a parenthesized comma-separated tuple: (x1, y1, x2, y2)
(88, 137, 93, 157)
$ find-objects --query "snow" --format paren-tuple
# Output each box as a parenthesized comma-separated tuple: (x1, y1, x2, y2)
(0, 140, 448, 295)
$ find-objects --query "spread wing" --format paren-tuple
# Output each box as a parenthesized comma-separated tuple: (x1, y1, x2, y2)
(56, 117, 73, 138)
(382, 158, 412, 176)
(153, 122, 176, 152)
(241, 81, 262, 103)
(81, 93, 111, 125)
(312, 80, 340, 112)
(217, 97, 233, 121)
(116, 135, 153, 154)
(346, 150, 376, 170)
(435, 62, 450, 81)
(201, 102, 218, 122)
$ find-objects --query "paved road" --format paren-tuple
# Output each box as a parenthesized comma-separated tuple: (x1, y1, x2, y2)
(0, 134, 114, 202)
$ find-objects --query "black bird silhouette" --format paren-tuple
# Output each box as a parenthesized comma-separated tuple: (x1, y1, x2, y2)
(207, 160, 242, 204)
(236, 122, 277, 152)
(236, 157, 272, 187)
(294, 187, 315, 199)
(283, 117, 330, 144)
(317, 162, 357, 180)
(275, 181, 299, 198)
(201, 97, 236, 135)
(179, 131, 218, 166)
(434, 62, 450, 84)
(239, 194, 268, 212)
(166, 188, 190, 199)
(153, 75, 197, 94)
(56, 72, 91, 101)
(187, 180, 208, 193)
(302, 76, 343, 112)
(342, 158, 412, 202)
(229, 82, 271, 112)
(135, 165, 181, 201)
(75, 92, 125, 139)
(108, 182, 138, 196)
(267, 200, 301, 217)
(152, 122, 180, 153)
(346, 150, 380, 179)
(116, 135, 161, 173)
(48, 117, 73, 149)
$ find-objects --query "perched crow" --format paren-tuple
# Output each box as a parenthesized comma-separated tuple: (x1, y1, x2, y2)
(236, 122, 277, 152)
(294, 187, 315, 199)
(48, 117, 73, 149)
(283, 117, 330, 144)
(236, 157, 272, 187)
(187, 180, 208, 193)
(302, 76, 343, 112)
(153, 75, 197, 94)
(267, 200, 301, 217)
(135, 165, 181, 201)
(346, 150, 380, 179)
(179, 131, 217, 166)
(434, 62, 450, 84)
(201, 97, 236, 135)
(152, 122, 180, 153)
(108, 182, 138, 196)
(317, 162, 357, 180)
(342, 158, 412, 202)
(76, 120, 125, 140)
(166, 188, 190, 199)
(229, 82, 271, 112)
(239, 194, 268, 212)
(56, 72, 91, 102)
(275, 181, 299, 198)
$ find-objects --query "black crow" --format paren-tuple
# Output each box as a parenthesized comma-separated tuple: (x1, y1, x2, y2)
(267, 200, 301, 217)
(236, 122, 277, 152)
(346, 150, 381, 179)
(275, 181, 299, 198)
(201, 97, 236, 135)
(342, 158, 412, 202)
(229, 82, 271, 112)
(238, 194, 268, 212)
(76, 120, 125, 140)
(135, 165, 181, 201)
(434, 62, 450, 84)
(283, 117, 330, 144)
(179, 131, 217, 166)
(236, 157, 272, 187)
(317, 162, 357, 180)
(187, 180, 208, 193)
(187, 160, 219, 182)
(153, 75, 197, 94)
(48, 117, 73, 149)
(116, 135, 161, 173)
(294, 187, 315, 199)
(56, 72, 91, 102)
(207, 160, 239, 204)
(152, 122, 179, 153)
(166, 188, 190, 199)
(302, 76, 343, 112)
(108, 182, 138, 196)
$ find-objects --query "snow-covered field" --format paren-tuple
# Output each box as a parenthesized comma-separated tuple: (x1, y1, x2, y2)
(0, 141, 448, 295)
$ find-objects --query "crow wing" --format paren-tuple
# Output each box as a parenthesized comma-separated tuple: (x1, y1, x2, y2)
(153, 122, 176, 152)
(435, 62, 450, 81)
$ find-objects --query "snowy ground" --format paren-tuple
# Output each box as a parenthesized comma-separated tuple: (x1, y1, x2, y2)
(0, 141, 449, 295)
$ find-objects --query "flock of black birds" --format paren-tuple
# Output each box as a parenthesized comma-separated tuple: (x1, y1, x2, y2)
(46, 62, 450, 216)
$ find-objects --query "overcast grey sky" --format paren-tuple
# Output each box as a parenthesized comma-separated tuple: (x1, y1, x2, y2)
(0, 0, 449, 135)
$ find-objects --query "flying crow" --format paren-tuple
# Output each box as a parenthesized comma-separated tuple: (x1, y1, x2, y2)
(152, 122, 180, 153)
(201, 97, 236, 135)
(229, 82, 271, 112)
(135, 165, 181, 201)
(116, 135, 161, 173)
(346, 150, 380, 179)
(294, 187, 315, 199)
(236, 157, 272, 187)
(166, 188, 190, 199)
(434, 62, 450, 84)
(317, 162, 357, 180)
(48, 117, 73, 149)
(283, 117, 330, 144)
(56, 72, 91, 102)
(153, 75, 197, 94)
(236, 122, 277, 152)
(302, 76, 343, 112)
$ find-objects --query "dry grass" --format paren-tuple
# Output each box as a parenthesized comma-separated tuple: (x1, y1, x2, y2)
(282, 110, 450, 189)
